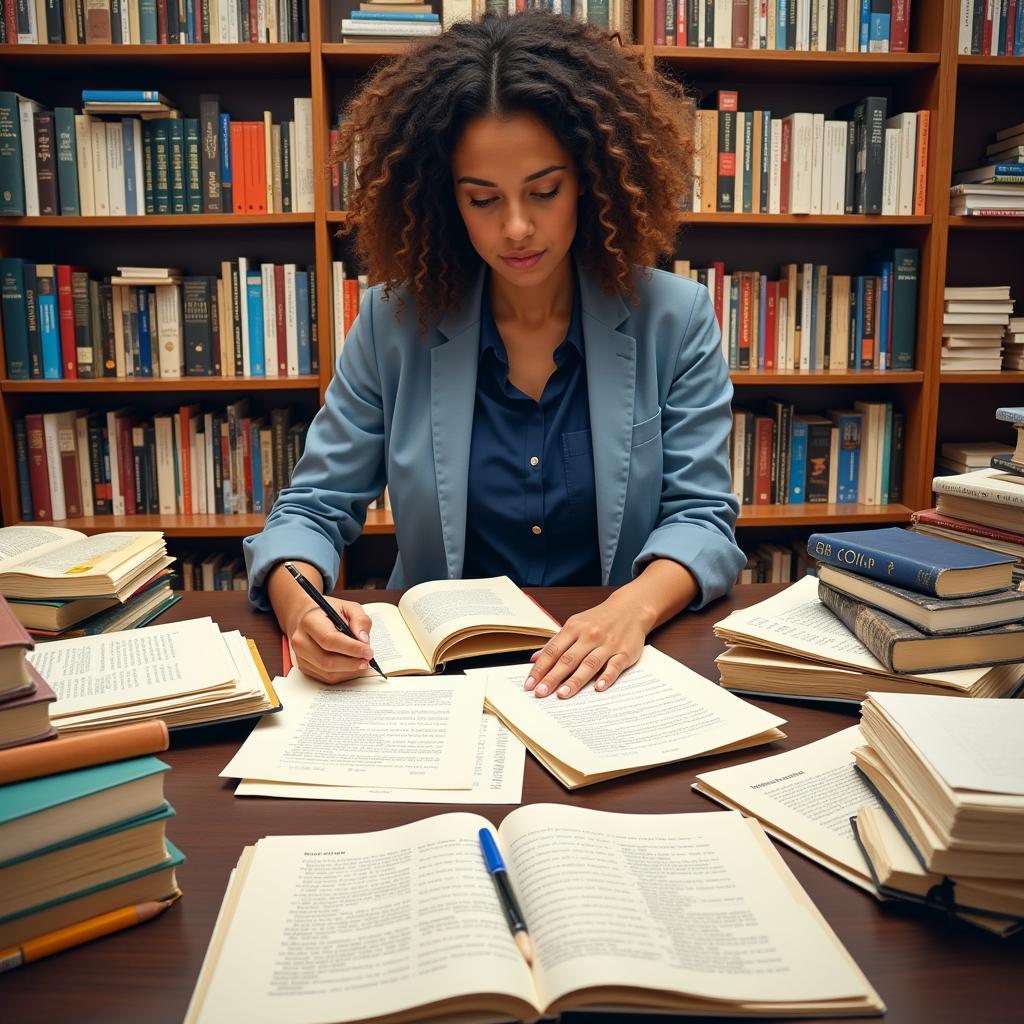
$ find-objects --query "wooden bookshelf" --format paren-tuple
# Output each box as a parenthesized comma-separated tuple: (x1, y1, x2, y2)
(0, 0, 1009, 588)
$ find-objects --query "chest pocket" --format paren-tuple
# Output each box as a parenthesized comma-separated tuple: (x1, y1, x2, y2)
(631, 410, 662, 449)
(562, 428, 595, 516)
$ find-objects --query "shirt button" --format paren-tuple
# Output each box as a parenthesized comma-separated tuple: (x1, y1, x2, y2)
(529, 456, 539, 467)
(531, 525, 542, 535)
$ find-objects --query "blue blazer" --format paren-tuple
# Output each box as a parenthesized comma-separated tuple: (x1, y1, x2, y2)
(244, 255, 745, 608)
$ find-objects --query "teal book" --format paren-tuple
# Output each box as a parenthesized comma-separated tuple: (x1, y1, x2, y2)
(0, 92, 26, 216)
(168, 118, 186, 214)
(184, 117, 201, 214)
(0, 756, 170, 864)
(54, 107, 80, 216)
(807, 526, 1016, 597)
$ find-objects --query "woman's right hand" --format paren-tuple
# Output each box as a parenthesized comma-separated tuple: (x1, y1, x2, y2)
(268, 562, 376, 684)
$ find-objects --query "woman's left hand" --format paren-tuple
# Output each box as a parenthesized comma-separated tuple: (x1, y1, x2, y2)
(524, 591, 652, 699)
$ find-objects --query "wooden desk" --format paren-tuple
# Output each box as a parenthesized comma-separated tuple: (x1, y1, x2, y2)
(2, 587, 1018, 1023)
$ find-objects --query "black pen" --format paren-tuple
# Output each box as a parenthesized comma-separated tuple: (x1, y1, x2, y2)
(283, 561, 387, 679)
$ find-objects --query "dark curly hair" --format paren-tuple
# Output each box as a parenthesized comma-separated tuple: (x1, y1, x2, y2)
(331, 10, 695, 333)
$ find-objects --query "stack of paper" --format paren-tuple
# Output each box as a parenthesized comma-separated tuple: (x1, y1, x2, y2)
(27, 618, 279, 732)
(1004, 317, 1024, 369)
(941, 286, 1012, 372)
(713, 575, 1024, 702)
(471, 645, 787, 789)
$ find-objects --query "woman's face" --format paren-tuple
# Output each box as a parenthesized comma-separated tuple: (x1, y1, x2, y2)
(452, 111, 580, 289)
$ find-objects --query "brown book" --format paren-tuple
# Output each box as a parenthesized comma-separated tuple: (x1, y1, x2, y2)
(24, 414, 51, 522)
(33, 111, 59, 217)
(0, 596, 35, 703)
(55, 410, 84, 520)
(0, 665, 57, 750)
(84, 0, 112, 42)
(0, 718, 168, 785)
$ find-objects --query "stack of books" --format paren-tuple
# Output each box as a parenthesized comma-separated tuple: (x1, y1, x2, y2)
(811, 527, 1024, 676)
(1004, 316, 1024, 370)
(958, 1, 1024, 54)
(949, 120, 1024, 218)
(0, 720, 185, 960)
(337, 3, 442, 41)
(941, 285, 1014, 373)
(1, 527, 178, 642)
(852, 692, 1024, 936)
(0, 596, 56, 751)
(713, 527, 1024, 702)
(937, 440, 1014, 476)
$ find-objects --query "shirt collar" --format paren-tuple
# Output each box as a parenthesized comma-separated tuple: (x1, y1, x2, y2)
(479, 266, 584, 366)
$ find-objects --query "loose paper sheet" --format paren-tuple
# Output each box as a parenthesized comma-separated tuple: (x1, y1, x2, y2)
(220, 668, 483, 789)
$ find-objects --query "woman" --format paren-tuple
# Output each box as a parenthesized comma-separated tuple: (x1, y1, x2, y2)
(244, 10, 744, 699)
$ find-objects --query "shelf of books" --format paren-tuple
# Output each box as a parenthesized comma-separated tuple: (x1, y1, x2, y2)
(2, 0, 1022, 588)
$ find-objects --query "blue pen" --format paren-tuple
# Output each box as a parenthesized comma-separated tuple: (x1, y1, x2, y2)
(478, 828, 533, 965)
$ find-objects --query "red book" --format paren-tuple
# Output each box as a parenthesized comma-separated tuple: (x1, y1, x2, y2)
(241, 418, 253, 510)
(274, 264, 287, 374)
(243, 122, 263, 214)
(732, 0, 749, 46)
(55, 412, 82, 519)
(329, 128, 340, 210)
(676, 0, 686, 44)
(220, 422, 231, 507)
(890, 0, 911, 51)
(0, 598, 35, 704)
(0, 666, 57, 750)
(178, 405, 194, 515)
(249, 0, 259, 42)
(779, 119, 792, 215)
(344, 279, 359, 334)
(739, 273, 753, 370)
(1007, 0, 1018, 53)
(765, 280, 778, 371)
(982, 1, 993, 55)
(654, 0, 665, 44)
(55, 264, 82, 379)
(754, 416, 774, 505)
(912, 508, 1024, 546)
(712, 260, 725, 330)
(835, 0, 848, 49)
(230, 122, 246, 214)
(4, 2, 17, 45)
(253, 122, 267, 214)
(156, 0, 168, 42)
(117, 415, 136, 514)
(24, 414, 51, 521)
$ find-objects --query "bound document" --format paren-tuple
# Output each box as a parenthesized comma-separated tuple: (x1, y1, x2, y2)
(358, 575, 559, 674)
(185, 806, 883, 1023)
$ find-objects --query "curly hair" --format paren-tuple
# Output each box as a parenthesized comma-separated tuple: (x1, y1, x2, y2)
(331, 10, 695, 333)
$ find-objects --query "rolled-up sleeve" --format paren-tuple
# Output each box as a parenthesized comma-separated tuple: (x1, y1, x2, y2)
(632, 284, 745, 607)
(243, 288, 386, 609)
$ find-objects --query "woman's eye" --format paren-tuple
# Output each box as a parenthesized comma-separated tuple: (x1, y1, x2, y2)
(535, 187, 560, 200)
(467, 186, 561, 209)
(468, 197, 498, 208)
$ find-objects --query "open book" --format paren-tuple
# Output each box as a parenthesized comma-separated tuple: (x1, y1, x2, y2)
(185, 806, 883, 1023)
(0, 526, 170, 601)
(357, 575, 558, 674)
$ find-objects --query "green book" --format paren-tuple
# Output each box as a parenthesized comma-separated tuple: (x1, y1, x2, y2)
(184, 116, 201, 214)
(168, 118, 185, 214)
(152, 118, 170, 215)
(54, 107, 80, 216)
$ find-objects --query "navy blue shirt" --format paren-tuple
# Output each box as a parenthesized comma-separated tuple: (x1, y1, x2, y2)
(463, 272, 602, 587)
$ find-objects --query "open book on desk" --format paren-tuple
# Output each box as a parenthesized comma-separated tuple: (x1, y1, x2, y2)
(185, 806, 883, 1024)
(355, 575, 558, 675)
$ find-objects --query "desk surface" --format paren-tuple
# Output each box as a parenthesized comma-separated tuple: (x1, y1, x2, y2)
(3, 586, 1019, 1023)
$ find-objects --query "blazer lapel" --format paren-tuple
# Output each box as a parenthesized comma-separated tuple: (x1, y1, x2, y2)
(578, 261, 636, 583)
(431, 265, 486, 579)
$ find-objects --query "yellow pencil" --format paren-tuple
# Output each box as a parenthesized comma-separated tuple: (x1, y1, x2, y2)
(0, 890, 181, 972)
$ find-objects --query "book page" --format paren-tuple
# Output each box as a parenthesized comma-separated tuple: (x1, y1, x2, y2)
(361, 601, 432, 675)
(185, 815, 539, 1024)
(716, 575, 992, 687)
(0, 526, 84, 572)
(694, 725, 880, 890)
(398, 576, 557, 665)
(476, 646, 785, 778)
(28, 618, 238, 717)
(498, 805, 875, 1011)
(869, 692, 1024, 796)
(1, 531, 162, 580)
(234, 712, 526, 805)
(220, 668, 483, 789)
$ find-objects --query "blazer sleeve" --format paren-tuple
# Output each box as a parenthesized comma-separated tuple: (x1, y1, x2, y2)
(632, 283, 745, 608)
(243, 288, 386, 609)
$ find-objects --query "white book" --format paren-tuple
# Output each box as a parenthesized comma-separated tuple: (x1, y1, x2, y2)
(881, 127, 900, 216)
(105, 122, 127, 217)
(714, 0, 732, 47)
(809, 112, 824, 214)
(292, 98, 314, 213)
(73, 115, 96, 217)
(204, 412, 216, 514)
(886, 112, 916, 215)
(332, 261, 346, 362)
(192, 423, 207, 515)
(131, 119, 145, 214)
(90, 118, 110, 216)
(698, 0, 706, 46)
(769, 118, 782, 213)
(797, 0, 811, 49)
(105, 410, 124, 515)
(238, 258, 251, 376)
(74, 415, 94, 519)
(18, 98, 42, 216)
(40, 414, 66, 521)
(799, 263, 813, 370)
(263, 110, 273, 213)
(785, 113, 814, 214)
(155, 283, 184, 378)
(734, 113, 746, 212)
(18, 0, 37, 40)
(153, 416, 176, 516)
(147, 291, 161, 379)
(284, 264, 299, 376)
(821, 120, 846, 214)
(828, 425, 840, 502)
(261, 263, 278, 377)
(730, 413, 745, 503)
(816, 0, 828, 50)
(830, 276, 850, 370)
(691, 110, 702, 213)
(271, 123, 282, 214)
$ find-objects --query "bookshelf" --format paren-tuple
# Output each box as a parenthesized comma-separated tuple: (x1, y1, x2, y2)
(0, 0, 1019, 588)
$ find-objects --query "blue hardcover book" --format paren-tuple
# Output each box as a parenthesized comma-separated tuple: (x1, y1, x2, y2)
(219, 113, 232, 212)
(859, 0, 871, 49)
(828, 410, 862, 504)
(807, 527, 1016, 597)
(186, 0, 195, 42)
(879, 401, 892, 505)
(997, 0, 1007, 55)
(757, 273, 767, 369)
(246, 270, 265, 376)
(996, 407, 1024, 425)
(0, 92, 26, 216)
(36, 278, 61, 380)
(13, 418, 33, 521)
(776, 0, 787, 47)
(296, 270, 311, 374)
(854, 276, 866, 370)
(0, 258, 30, 379)
(139, 0, 158, 41)
(54, 108, 80, 216)
(788, 416, 808, 504)
(1016, 0, 1023, 56)
(350, 10, 439, 18)
(122, 118, 138, 216)
(876, 260, 891, 369)
(81, 90, 165, 103)
(136, 287, 154, 376)
(868, 12, 890, 50)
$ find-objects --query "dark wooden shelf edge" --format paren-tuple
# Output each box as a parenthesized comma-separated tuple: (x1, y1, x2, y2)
(1, 376, 320, 393)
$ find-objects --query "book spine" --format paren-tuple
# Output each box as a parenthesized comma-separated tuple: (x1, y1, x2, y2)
(199, 95, 222, 213)
(13, 418, 34, 520)
(0, 259, 30, 379)
(168, 118, 185, 214)
(25, 414, 52, 520)
(34, 111, 59, 216)
(0, 93, 26, 216)
(817, 581, 897, 670)
(805, 420, 831, 503)
(185, 117, 202, 214)
(932, 474, 1024, 508)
